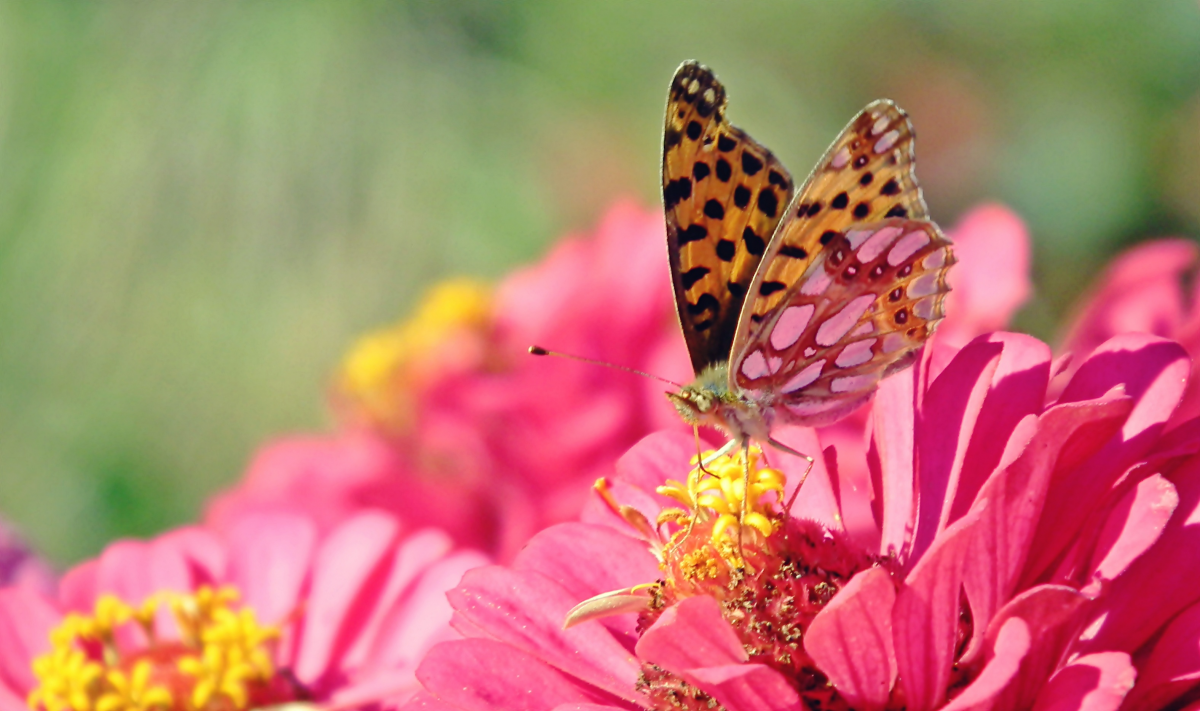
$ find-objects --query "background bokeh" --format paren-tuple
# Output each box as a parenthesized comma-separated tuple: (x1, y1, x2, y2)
(2, 0, 1199, 563)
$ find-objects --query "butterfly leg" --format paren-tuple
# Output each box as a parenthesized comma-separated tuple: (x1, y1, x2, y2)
(768, 437, 815, 516)
(693, 426, 715, 477)
(737, 437, 751, 568)
(684, 437, 737, 542)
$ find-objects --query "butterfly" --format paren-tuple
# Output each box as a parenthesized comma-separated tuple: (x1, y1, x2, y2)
(662, 60, 955, 463)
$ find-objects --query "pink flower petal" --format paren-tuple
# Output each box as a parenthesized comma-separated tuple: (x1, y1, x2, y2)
(582, 431, 696, 529)
(1058, 239, 1196, 372)
(225, 511, 317, 632)
(1083, 453, 1200, 653)
(1079, 472, 1177, 594)
(337, 528, 454, 671)
(984, 585, 1091, 711)
(940, 617, 1030, 711)
(0, 587, 58, 694)
(513, 523, 660, 601)
(944, 333, 1051, 526)
(90, 538, 194, 608)
(1120, 598, 1200, 711)
(413, 639, 619, 711)
(961, 395, 1131, 658)
(0, 683, 27, 711)
(804, 567, 897, 711)
(635, 595, 747, 672)
(359, 548, 491, 673)
(684, 664, 803, 711)
(939, 204, 1033, 349)
(873, 362, 919, 559)
(893, 508, 982, 711)
(293, 510, 402, 685)
(909, 336, 1003, 565)
(1029, 335, 1190, 582)
(775, 425, 843, 533)
(1031, 652, 1135, 711)
(448, 566, 642, 704)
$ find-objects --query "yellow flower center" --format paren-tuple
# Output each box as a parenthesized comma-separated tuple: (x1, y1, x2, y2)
(334, 278, 493, 433)
(657, 446, 786, 548)
(28, 587, 295, 711)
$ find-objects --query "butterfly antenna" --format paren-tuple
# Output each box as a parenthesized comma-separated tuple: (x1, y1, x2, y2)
(528, 346, 682, 387)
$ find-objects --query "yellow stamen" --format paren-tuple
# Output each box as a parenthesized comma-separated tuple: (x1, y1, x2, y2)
(658, 445, 787, 547)
(28, 587, 283, 711)
(335, 278, 493, 433)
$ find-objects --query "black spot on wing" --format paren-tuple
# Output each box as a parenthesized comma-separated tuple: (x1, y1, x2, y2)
(741, 152, 764, 175)
(743, 227, 765, 255)
(759, 281, 786, 296)
(681, 266, 710, 290)
(819, 230, 839, 245)
(886, 205, 908, 218)
(665, 129, 683, 149)
(734, 185, 751, 209)
(860, 171, 874, 186)
(880, 178, 900, 196)
(693, 162, 710, 181)
(806, 202, 822, 217)
(678, 224, 707, 245)
(716, 159, 732, 182)
(757, 189, 779, 218)
(688, 292, 721, 314)
(831, 192, 849, 209)
(853, 154, 869, 168)
(664, 178, 692, 208)
(704, 200, 725, 219)
(716, 239, 736, 261)
(717, 134, 737, 152)
(769, 170, 788, 187)
(779, 245, 808, 259)
(686, 121, 703, 140)
(853, 202, 870, 219)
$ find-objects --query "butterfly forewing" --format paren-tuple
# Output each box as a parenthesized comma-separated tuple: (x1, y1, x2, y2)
(731, 219, 954, 424)
(664, 61, 795, 374)
(736, 101, 929, 330)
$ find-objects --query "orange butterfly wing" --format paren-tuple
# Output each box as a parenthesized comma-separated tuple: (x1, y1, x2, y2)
(663, 61, 795, 374)
(728, 102, 955, 421)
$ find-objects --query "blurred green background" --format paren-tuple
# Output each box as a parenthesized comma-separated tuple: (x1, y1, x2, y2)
(2, 0, 1199, 564)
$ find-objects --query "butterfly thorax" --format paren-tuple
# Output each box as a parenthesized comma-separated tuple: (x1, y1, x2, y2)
(667, 363, 774, 444)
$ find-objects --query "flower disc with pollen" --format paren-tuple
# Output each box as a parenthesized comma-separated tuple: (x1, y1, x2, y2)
(28, 587, 303, 711)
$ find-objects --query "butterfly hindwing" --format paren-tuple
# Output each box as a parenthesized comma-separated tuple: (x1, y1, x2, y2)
(664, 61, 795, 374)
(730, 219, 954, 423)
(734, 100, 929, 334)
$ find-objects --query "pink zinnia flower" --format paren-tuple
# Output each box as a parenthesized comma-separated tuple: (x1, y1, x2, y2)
(1059, 238, 1200, 427)
(0, 508, 487, 711)
(210, 202, 1032, 561)
(404, 331, 1200, 711)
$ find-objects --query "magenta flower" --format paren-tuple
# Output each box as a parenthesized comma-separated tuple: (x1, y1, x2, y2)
(209, 202, 1032, 562)
(1059, 238, 1200, 427)
(0, 508, 487, 711)
(404, 331, 1200, 711)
